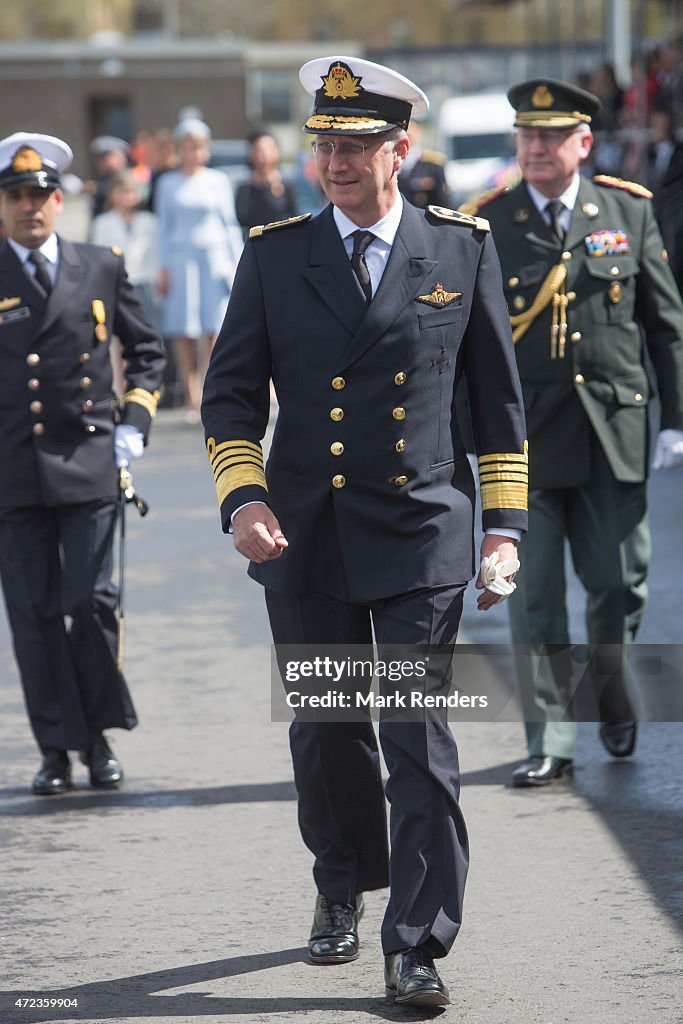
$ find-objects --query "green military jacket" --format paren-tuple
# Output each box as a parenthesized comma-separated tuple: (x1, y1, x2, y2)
(465, 176, 683, 489)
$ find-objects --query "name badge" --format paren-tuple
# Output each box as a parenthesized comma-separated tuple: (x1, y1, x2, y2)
(0, 306, 31, 326)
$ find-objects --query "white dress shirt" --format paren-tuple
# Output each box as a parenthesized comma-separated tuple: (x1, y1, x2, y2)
(8, 233, 59, 287)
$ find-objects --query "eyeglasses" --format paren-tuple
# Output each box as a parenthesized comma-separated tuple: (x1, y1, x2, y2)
(311, 139, 369, 159)
(517, 128, 582, 146)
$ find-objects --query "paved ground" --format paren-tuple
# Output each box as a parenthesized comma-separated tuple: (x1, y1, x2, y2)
(1, 410, 682, 1024)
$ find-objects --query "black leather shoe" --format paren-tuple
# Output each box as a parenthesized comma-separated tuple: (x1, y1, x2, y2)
(512, 755, 573, 787)
(599, 721, 637, 758)
(32, 751, 72, 796)
(80, 735, 123, 788)
(385, 947, 450, 1007)
(308, 893, 364, 964)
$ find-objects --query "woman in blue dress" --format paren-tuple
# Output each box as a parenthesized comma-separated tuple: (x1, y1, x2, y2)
(155, 118, 243, 422)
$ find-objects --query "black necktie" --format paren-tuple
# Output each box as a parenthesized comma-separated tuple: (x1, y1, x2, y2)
(28, 250, 52, 296)
(544, 200, 566, 244)
(350, 230, 375, 304)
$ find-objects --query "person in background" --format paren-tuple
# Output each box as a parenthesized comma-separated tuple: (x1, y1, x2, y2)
(89, 170, 161, 393)
(146, 128, 179, 213)
(154, 118, 243, 423)
(462, 78, 683, 787)
(0, 132, 165, 795)
(398, 120, 452, 209)
(235, 129, 298, 235)
(89, 135, 130, 219)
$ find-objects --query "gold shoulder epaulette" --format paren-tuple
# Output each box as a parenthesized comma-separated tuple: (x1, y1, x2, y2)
(111, 245, 122, 256)
(420, 149, 447, 165)
(427, 205, 490, 232)
(458, 185, 508, 217)
(249, 213, 312, 238)
(593, 175, 653, 199)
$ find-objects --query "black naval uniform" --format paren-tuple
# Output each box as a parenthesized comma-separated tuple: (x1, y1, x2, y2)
(398, 149, 451, 209)
(0, 237, 165, 754)
(463, 176, 683, 758)
(202, 198, 527, 957)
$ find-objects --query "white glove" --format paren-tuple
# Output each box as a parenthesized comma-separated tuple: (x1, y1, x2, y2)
(114, 424, 144, 468)
(652, 429, 683, 470)
(480, 551, 521, 603)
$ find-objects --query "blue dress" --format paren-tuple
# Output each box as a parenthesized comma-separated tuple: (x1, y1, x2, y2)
(155, 167, 243, 336)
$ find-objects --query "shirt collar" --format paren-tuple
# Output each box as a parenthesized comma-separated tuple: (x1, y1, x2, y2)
(8, 233, 59, 266)
(527, 174, 581, 215)
(333, 194, 404, 247)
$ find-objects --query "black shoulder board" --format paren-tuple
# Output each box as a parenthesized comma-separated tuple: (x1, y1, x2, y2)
(249, 213, 312, 238)
(427, 205, 490, 232)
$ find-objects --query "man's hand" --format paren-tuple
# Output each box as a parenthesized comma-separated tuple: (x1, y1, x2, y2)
(232, 502, 288, 563)
(652, 428, 683, 469)
(475, 535, 519, 612)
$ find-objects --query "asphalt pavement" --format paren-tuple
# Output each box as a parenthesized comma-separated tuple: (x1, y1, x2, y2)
(1, 409, 682, 1024)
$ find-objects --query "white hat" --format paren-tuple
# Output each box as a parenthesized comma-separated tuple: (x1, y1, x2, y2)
(0, 132, 72, 191)
(90, 135, 129, 157)
(299, 55, 429, 135)
(173, 118, 211, 140)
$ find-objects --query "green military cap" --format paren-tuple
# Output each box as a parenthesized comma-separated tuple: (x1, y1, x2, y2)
(507, 78, 601, 129)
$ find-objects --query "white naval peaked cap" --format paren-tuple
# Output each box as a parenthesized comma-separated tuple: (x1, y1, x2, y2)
(300, 55, 429, 135)
(0, 132, 73, 191)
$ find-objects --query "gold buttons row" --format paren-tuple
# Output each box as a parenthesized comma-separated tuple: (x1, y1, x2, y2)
(331, 372, 407, 391)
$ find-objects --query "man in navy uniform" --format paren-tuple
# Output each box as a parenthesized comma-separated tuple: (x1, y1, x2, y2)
(0, 133, 165, 795)
(461, 80, 683, 786)
(202, 57, 527, 1007)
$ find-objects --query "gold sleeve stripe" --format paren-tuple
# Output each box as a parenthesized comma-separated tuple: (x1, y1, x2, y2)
(479, 471, 528, 483)
(208, 438, 262, 462)
(480, 483, 528, 510)
(120, 388, 160, 417)
(206, 436, 267, 507)
(478, 452, 528, 466)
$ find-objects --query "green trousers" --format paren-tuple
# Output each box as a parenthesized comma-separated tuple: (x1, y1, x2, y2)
(508, 438, 650, 759)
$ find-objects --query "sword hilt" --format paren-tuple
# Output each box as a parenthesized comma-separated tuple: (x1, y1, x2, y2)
(119, 468, 149, 517)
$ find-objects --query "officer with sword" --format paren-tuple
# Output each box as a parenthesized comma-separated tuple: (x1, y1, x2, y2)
(0, 132, 165, 795)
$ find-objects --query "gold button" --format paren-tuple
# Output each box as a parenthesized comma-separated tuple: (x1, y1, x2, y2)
(392, 407, 406, 421)
(393, 475, 408, 487)
(507, 276, 519, 287)
(82, 399, 93, 412)
(30, 400, 43, 414)
(394, 371, 407, 386)
(575, 373, 585, 385)
(79, 376, 92, 389)
(330, 407, 344, 422)
(571, 331, 582, 343)
(610, 266, 619, 276)
(330, 442, 344, 456)
(79, 352, 91, 364)
(28, 377, 40, 391)
(26, 353, 40, 367)
(634, 393, 643, 402)
(32, 422, 45, 436)
(512, 295, 526, 310)
(332, 474, 346, 488)
(567, 291, 576, 301)
(85, 424, 96, 433)
(395, 439, 407, 453)
(331, 376, 346, 391)
(561, 251, 572, 261)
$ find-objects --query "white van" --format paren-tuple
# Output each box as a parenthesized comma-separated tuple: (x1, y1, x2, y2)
(437, 92, 517, 205)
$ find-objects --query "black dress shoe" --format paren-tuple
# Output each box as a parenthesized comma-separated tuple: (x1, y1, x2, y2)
(599, 721, 637, 758)
(385, 947, 450, 1007)
(80, 735, 123, 788)
(32, 751, 72, 796)
(512, 755, 573, 787)
(308, 893, 364, 964)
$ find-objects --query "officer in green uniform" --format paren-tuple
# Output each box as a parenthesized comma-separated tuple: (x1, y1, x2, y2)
(461, 79, 683, 786)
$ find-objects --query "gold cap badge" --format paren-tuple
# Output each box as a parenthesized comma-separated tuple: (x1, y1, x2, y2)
(531, 85, 554, 108)
(322, 63, 362, 101)
(12, 147, 43, 173)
